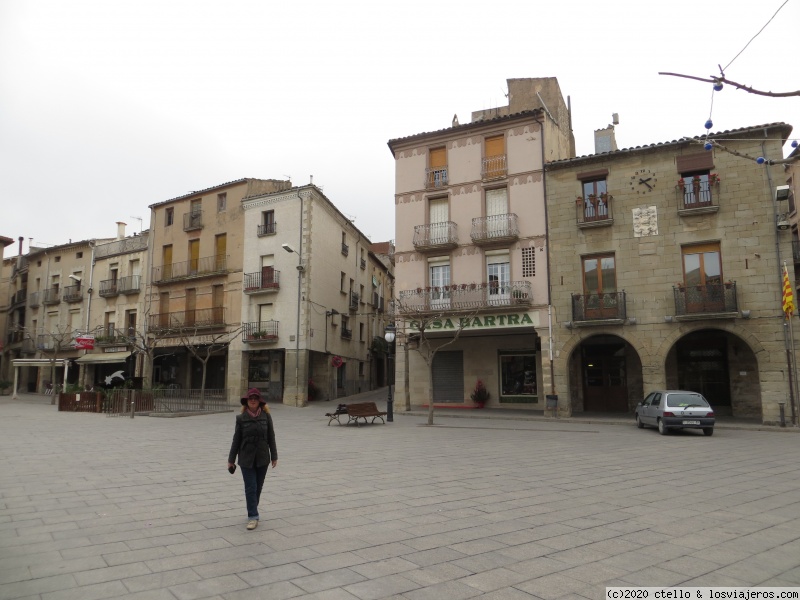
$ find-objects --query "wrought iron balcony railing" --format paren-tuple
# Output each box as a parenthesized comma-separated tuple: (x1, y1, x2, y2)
(6, 330, 25, 345)
(425, 167, 448, 189)
(398, 281, 533, 314)
(471, 214, 519, 245)
(257, 222, 276, 236)
(673, 282, 737, 317)
(243, 270, 280, 292)
(342, 243, 349, 256)
(341, 326, 352, 339)
(349, 292, 359, 311)
(413, 221, 458, 251)
(482, 154, 507, 179)
(576, 194, 614, 227)
(677, 181, 718, 214)
(148, 307, 226, 333)
(42, 287, 61, 305)
(118, 275, 141, 294)
(242, 320, 279, 343)
(94, 235, 148, 259)
(152, 254, 228, 283)
(28, 291, 40, 308)
(11, 289, 26, 307)
(360, 258, 366, 270)
(571, 291, 627, 322)
(99, 279, 119, 297)
(183, 210, 203, 231)
(63, 284, 83, 303)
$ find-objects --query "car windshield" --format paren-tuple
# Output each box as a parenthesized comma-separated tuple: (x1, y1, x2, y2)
(666, 394, 709, 408)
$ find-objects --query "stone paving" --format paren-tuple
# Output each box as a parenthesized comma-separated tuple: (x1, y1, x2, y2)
(1, 390, 800, 600)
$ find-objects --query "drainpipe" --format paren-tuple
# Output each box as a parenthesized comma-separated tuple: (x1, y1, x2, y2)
(81, 240, 97, 388)
(539, 115, 556, 396)
(294, 189, 304, 405)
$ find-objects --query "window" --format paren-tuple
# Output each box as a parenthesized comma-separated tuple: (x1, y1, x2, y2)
(185, 288, 196, 326)
(429, 197, 449, 243)
(485, 188, 509, 237)
(360, 284, 365, 304)
(217, 193, 227, 212)
(215, 234, 226, 270)
(500, 353, 537, 398)
(165, 207, 174, 226)
(190, 199, 202, 215)
(359, 322, 364, 341)
(580, 177, 609, 221)
(679, 171, 713, 208)
(261, 210, 275, 235)
(427, 147, 447, 188)
(582, 254, 618, 318)
(429, 258, 451, 307)
(680, 242, 725, 312)
(188, 239, 200, 275)
(487, 251, 510, 305)
(54, 256, 61, 263)
(125, 310, 137, 336)
(522, 247, 535, 277)
(162, 245, 173, 279)
(341, 232, 349, 256)
(76, 252, 83, 258)
(340, 272, 346, 292)
(483, 134, 506, 178)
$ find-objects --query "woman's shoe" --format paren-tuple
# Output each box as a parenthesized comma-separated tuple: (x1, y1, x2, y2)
(247, 520, 258, 530)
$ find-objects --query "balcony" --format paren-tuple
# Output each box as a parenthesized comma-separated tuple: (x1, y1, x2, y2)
(372, 293, 384, 312)
(243, 269, 280, 293)
(6, 330, 25, 345)
(99, 279, 119, 298)
(576, 194, 614, 228)
(63, 285, 83, 303)
(793, 239, 800, 263)
(349, 292, 359, 312)
(148, 307, 227, 334)
(413, 222, 458, 252)
(360, 258, 366, 270)
(471, 214, 519, 246)
(118, 275, 141, 295)
(42, 287, 61, 305)
(570, 291, 627, 325)
(183, 210, 203, 231)
(257, 222, 276, 236)
(11, 289, 27, 308)
(152, 254, 228, 284)
(673, 282, 738, 320)
(242, 320, 279, 343)
(94, 235, 148, 259)
(397, 281, 532, 314)
(28, 291, 40, 308)
(95, 331, 135, 346)
(482, 155, 507, 180)
(677, 181, 719, 216)
(341, 326, 352, 340)
(425, 167, 448, 190)
(341, 243, 349, 257)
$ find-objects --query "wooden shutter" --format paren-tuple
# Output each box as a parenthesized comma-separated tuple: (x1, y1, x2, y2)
(429, 147, 446, 168)
(485, 135, 504, 158)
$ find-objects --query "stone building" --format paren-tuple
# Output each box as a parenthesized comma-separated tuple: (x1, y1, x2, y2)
(240, 184, 394, 407)
(546, 122, 795, 424)
(388, 78, 573, 409)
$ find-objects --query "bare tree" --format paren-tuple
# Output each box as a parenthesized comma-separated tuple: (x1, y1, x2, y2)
(175, 324, 244, 407)
(36, 324, 78, 404)
(393, 294, 478, 426)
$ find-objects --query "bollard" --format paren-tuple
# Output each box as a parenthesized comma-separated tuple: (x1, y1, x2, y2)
(778, 402, 786, 427)
(130, 400, 135, 419)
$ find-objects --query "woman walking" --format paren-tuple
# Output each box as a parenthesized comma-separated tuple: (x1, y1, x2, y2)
(228, 388, 278, 530)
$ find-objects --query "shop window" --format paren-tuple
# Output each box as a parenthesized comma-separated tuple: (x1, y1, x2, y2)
(500, 353, 537, 398)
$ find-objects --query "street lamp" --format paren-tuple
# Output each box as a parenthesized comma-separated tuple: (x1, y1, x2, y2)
(384, 323, 396, 422)
(282, 242, 304, 405)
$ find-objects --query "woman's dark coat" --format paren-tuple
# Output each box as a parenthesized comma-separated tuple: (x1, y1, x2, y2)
(228, 410, 278, 468)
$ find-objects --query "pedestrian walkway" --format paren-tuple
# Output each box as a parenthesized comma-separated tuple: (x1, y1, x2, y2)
(1, 390, 799, 599)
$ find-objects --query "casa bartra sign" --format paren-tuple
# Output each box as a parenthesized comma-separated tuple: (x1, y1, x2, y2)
(408, 312, 538, 332)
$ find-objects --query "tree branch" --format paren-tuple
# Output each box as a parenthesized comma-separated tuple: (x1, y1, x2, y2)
(659, 72, 800, 97)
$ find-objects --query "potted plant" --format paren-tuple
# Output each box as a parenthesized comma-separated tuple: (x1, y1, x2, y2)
(470, 379, 491, 408)
(709, 173, 721, 186)
(307, 378, 319, 401)
(676, 178, 686, 191)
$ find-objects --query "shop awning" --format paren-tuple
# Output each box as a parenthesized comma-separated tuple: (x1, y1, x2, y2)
(75, 351, 132, 364)
(12, 358, 69, 367)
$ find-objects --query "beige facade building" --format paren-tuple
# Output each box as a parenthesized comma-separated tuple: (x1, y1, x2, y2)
(388, 78, 573, 409)
(546, 122, 796, 424)
(241, 184, 394, 407)
(147, 178, 291, 402)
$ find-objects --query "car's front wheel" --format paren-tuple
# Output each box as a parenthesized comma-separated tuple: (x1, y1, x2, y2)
(703, 427, 714, 436)
(636, 414, 644, 429)
(658, 419, 669, 435)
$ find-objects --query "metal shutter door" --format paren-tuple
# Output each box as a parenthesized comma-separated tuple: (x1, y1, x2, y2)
(432, 351, 464, 403)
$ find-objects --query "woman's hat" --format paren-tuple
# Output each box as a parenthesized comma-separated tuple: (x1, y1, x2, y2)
(240, 388, 266, 406)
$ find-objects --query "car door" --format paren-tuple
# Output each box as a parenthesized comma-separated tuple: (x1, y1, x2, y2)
(639, 393, 654, 424)
(643, 393, 661, 425)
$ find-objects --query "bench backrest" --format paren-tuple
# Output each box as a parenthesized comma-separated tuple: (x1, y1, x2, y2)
(346, 402, 382, 416)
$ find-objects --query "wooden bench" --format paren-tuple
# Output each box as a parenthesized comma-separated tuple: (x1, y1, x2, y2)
(345, 402, 387, 426)
(325, 404, 349, 426)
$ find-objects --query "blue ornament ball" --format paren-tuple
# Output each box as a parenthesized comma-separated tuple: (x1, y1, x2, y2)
(713, 82, 723, 92)
(704, 119, 713, 130)
(792, 140, 799, 148)
(756, 157, 765, 165)
(704, 142, 713, 151)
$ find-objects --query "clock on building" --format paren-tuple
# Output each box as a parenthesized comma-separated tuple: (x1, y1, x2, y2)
(630, 169, 657, 194)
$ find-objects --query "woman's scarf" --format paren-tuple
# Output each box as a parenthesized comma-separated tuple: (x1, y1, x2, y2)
(246, 407, 261, 419)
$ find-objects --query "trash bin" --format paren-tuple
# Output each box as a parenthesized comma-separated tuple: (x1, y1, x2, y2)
(545, 395, 558, 409)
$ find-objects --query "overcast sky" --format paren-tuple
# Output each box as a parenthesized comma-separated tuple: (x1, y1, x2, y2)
(2, 0, 798, 257)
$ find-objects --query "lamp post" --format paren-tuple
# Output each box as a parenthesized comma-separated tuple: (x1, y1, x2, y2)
(282, 243, 304, 405)
(384, 323, 395, 422)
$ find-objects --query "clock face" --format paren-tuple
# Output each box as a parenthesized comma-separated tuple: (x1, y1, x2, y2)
(630, 169, 657, 193)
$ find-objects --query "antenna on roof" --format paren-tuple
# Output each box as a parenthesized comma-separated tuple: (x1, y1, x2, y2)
(130, 216, 143, 232)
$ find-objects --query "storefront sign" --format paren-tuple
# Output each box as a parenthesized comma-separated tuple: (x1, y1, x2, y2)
(103, 346, 128, 353)
(74, 335, 95, 350)
(408, 312, 537, 332)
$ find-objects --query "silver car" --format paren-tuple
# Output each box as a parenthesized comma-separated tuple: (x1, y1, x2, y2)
(635, 390, 715, 436)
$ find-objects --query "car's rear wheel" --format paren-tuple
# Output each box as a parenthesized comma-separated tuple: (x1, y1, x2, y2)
(636, 414, 644, 429)
(658, 419, 669, 435)
(703, 427, 714, 436)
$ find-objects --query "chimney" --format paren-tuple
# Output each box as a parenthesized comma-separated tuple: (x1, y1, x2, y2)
(18, 236, 23, 256)
(594, 125, 618, 154)
(116, 222, 126, 240)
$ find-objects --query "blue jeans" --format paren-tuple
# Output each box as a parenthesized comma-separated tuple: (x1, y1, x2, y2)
(240, 465, 268, 519)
